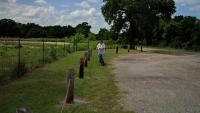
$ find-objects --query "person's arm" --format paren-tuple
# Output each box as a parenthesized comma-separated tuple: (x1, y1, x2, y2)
(96, 43, 100, 51)
(102, 43, 106, 51)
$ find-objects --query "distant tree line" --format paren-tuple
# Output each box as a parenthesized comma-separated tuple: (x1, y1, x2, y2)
(152, 16, 200, 51)
(0, 19, 91, 38)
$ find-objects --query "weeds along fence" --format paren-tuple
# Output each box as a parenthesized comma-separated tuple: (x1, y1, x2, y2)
(0, 38, 89, 82)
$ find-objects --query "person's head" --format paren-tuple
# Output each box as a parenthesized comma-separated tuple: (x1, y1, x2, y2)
(100, 39, 103, 44)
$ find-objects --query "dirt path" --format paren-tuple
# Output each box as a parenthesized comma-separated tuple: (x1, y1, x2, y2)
(113, 48, 200, 113)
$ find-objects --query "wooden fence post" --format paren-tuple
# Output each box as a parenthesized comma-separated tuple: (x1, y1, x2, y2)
(89, 49, 92, 57)
(66, 69, 74, 104)
(79, 58, 84, 79)
(116, 46, 118, 54)
(87, 50, 91, 61)
(84, 52, 88, 67)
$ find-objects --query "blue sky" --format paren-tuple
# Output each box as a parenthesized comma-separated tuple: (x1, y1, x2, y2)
(0, 0, 200, 33)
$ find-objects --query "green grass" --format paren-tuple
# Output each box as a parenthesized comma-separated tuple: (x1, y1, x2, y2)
(0, 49, 138, 113)
(0, 44, 73, 81)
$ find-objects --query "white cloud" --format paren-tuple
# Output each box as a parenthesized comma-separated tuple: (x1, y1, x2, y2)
(35, 0, 47, 4)
(75, 1, 90, 9)
(87, 0, 98, 3)
(175, 0, 200, 6)
(0, 0, 109, 33)
(95, 12, 102, 16)
(67, 8, 96, 19)
(175, 0, 200, 12)
(0, 0, 56, 25)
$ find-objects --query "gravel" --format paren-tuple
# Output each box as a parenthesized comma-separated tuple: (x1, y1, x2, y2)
(113, 48, 200, 113)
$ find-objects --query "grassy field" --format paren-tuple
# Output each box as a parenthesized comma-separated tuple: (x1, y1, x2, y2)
(0, 49, 138, 113)
(0, 39, 124, 82)
(0, 39, 78, 81)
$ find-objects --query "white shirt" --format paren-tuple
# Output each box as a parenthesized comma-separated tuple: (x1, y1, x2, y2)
(97, 43, 105, 54)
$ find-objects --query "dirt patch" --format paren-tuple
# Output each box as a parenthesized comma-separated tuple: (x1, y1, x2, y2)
(57, 96, 88, 108)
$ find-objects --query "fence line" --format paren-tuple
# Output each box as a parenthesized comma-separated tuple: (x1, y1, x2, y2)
(0, 38, 89, 81)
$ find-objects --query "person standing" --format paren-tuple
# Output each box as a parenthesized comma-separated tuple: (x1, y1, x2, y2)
(96, 40, 106, 65)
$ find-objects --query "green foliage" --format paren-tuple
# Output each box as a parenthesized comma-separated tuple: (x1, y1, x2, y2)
(0, 19, 21, 37)
(157, 16, 200, 51)
(97, 28, 115, 40)
(88, 33, 96, 40)
(0, 19, 77, 38)
(101, 0, 176, 44)
(75, 22, 91, 38)
(67, 33, 85, 43)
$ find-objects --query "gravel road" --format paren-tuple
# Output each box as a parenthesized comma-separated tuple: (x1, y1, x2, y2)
(113, 48, 200, 113)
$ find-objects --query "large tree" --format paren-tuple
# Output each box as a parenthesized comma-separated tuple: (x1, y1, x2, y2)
(75, 22, 91, 38)
(101, 0, 176, 46)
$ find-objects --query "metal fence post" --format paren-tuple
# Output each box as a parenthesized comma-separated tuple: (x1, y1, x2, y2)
(64, 39, 66, 55)
(87, 39, 89, 49)
(56, 38, 58, 57)
(42, 37, 45, 64)
(73, 37, 75, 52)
(18, 38, 21, 75)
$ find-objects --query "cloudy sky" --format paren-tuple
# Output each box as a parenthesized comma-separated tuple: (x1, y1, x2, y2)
(0, 0, 200, 33)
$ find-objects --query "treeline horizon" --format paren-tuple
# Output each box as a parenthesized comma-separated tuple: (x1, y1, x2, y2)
(0, 19, 92, 38)
(1, 15, 200, 51)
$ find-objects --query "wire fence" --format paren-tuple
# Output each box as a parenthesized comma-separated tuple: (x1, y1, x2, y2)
(0, 38, 90, 82)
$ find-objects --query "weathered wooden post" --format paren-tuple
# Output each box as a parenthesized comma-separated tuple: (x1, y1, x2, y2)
(89, 49, 92, 57)
(87, 50, 90, 61)
(116, 46, 119, 54)
(84, 52, 88, 67)
(79, 58, 84, 79)
(66, 69, 74, 104)
(128, 44, 130, 53)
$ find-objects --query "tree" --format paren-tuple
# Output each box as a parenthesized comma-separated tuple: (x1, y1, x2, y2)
(88, 33, 96, 40)
(25, 23, 46, 38)
(62, 25, 76, 37)
(101, 0, 176, 47)
(75, 22, 91, 38)
(0, 19, 21, 37)
(97, 28, 116, 41)
(162, 16, 200, 49)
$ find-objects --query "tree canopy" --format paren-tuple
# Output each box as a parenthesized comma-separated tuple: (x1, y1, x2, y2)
(101, 0, 176, 44)
(75, 22, 91, 38)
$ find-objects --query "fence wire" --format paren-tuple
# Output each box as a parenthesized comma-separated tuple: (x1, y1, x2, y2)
(0, 38, 75, 81)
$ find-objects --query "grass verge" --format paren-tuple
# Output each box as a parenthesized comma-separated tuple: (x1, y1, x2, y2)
(0, 49, 138, 113)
